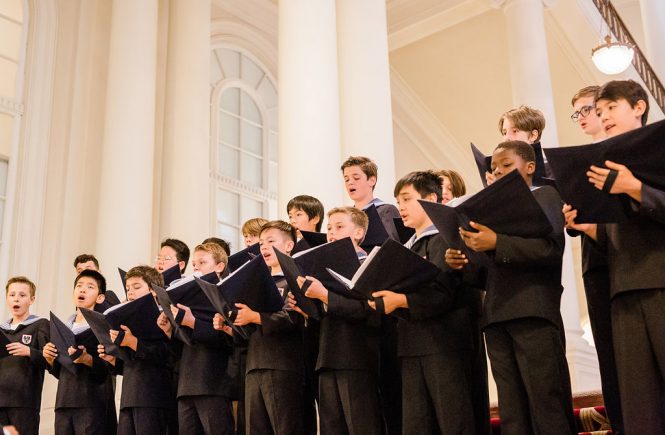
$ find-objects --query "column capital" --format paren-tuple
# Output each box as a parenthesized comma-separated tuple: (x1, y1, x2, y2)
(490, 0, 556, 10)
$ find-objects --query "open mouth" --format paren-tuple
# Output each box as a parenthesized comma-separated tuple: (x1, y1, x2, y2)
(12, 305, 20, 310)
(605, 123, 615, 132)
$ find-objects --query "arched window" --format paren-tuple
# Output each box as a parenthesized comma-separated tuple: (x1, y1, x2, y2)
(211, 46, 278, 251)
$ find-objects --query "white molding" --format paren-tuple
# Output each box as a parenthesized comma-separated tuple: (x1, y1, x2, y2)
(389, 0, 491, 51)
(212, 173, 278, 201)
(213, 0, 277, 41)
(0, 97, 24, 115)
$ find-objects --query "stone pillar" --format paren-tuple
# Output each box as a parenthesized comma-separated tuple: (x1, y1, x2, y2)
(278, 0, 344, 215)
(336, 0, 396, 202)
(159, 0, 211, 248)
(97, 0, 158, 291)
(639, 0, 665, 83)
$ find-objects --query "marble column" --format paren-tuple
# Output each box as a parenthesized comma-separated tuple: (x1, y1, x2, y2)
(639, 0, 665, 83)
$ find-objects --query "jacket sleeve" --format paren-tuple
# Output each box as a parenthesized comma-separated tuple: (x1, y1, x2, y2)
(29, 319, 50, 370)
(638, 183, 665, 224)
(327, 292, 370, 322)
(259, 309, 299, 335)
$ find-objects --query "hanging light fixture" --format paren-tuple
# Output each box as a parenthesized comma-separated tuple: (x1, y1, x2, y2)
(591, 34, 634, 75)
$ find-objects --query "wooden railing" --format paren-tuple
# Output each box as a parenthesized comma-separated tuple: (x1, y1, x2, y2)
(591, 0, 665, 113)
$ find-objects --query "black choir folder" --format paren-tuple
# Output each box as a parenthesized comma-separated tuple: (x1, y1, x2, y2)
(49, 312, 98, 374)
(393, 217, 415, 244)
(543, 119, 665, 223)
(471, 142, 554, 188)
(274, 249, 321, 320)
(361, 204, 392, 251)
(0, 329, 12, 359)
(422, 169, 553, 240)
(292, 230, 328, 255)
(196, 255, 283, 339)
(228, 243, 261, 273)
(80, 293, 163, 358)
(326, 238, 440, 301)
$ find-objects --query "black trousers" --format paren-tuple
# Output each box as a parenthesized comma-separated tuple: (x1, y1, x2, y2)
(582, 266, 624, 434)
(485, 318, 576, 435)
(401, 352, 475, 435)
(612, 289, 665, 435)
(178, 395, 234, 435)
(55, 407, 107, 435)
(118, 407, 169, 435)
(0, 407, 40, 435)
(318, 369, 382, 435)
(245, 369, 304, 435)
(378, 316, 401, 435)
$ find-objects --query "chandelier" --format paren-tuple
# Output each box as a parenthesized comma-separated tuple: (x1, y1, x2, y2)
(591, 34, 634, 75)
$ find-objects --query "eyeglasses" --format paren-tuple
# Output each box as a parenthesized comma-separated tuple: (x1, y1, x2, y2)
(154, 255, 175, 263)
(571, 105, 595, 122)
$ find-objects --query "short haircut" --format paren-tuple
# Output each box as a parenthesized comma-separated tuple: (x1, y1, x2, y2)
(259, 220, 298, 244)
(494, 140, 536, 164)
(340, 156, 378, 183)
(327, 206, 369, 233)
(74, 269, 107, 295)
(596, 79, 649, 126)
(498, 105, 546, 142)
(125, 265, 164, 289)
(202, 237, 231, 256)
(241, 218, 269, 237)
(73, 254, 99, 270)
(6, 276, 37, 297)
(394, 171, 442, 202)
(437, 169, 467, 197)
(571, 85, 601, 106)
(161, 238, 190, 273)
(194, 242, 229, 266)
(286, 195, 325, 232)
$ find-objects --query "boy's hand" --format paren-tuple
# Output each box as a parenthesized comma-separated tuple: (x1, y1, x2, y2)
(69, 345, 93, 367)
(174, 304, 196, 329)
(97, 344, 116, 365)
(156, 312, 172, 338)
(368, 290, 407, 315)
(299, 276, 328, 304)
(234, 303, 261, 326)
(213, 313, 233, 336)
(563, 204, 597, 240)
(445, 248, 468, 270)
(2, 425, 18, 435)
(460, 221, 497, 251)
(6, 342, 31, 357)
(42, 342, 57, 366)
(286, 292, 308, 319)
(588, 161, 642, 201)
(110, 325, 138, 351)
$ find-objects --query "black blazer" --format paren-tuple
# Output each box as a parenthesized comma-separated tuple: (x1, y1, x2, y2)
(394, 233, 478, 357)
(0, 318, 49, 409)
(482, 186, 565, 328)
(376, 203, 401, 241)
(596, 183, 665, 298)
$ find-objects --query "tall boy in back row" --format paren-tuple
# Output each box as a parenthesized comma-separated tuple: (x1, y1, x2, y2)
(564, 79, 665, 434)
(341, 156, 402, 434)
(449, 141, 576, 434)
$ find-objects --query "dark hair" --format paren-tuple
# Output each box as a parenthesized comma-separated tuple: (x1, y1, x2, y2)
(596, 80, 649, 126)
(160, 238, 190, 273)
(498, 105, 546, 142)
(286, 195, 325, 232)
(259, 220, 298, 244)
(436, 169, 466, 197)
(74, 269, 107, 295)
(393, 171, 442, 202)
(341, 156, 379, 191)
(494, 140, 536, 164)
(202, 237, 231, 256)
(125, 265, 164, 289)
(6, 276, 37, 297)
(571, 85, 600, 106)
(73, 254, 99, 270)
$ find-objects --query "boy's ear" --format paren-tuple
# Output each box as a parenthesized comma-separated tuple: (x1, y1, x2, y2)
(423, 192, 438, 203)
(178, 260, 186, 272)
(354, 227, 365, 244)
(96, 293, 106, 304)
(528, 129, 539, 144)
(526, 161, 536, 175)
(216, 262, 226, 274)
(368, 175, 377, 188)
(29, 295, 36, 305)
(311, 215, 320, 226)
(285, 240, 295, 254)
(633, 99, 647, 117)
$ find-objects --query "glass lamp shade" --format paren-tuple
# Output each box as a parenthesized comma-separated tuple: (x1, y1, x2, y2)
(592, 35, 635, 75)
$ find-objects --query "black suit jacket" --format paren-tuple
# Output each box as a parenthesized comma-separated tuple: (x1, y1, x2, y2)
(0, 318, 49, 409)
(482, 186, 565, 328)
(596, 183, 665, 298)
(394, 233, 478, 357)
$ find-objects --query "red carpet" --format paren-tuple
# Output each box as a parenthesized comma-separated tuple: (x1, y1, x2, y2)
(490, 405, 613, 434)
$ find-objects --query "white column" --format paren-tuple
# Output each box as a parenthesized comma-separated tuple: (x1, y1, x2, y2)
(97, 0, 158, 291)
(639, 0, 665, 83)
(159, 0, 211, 249)
(495, 0, 559, 148)
(336, 0, 396, 202)
(494, 0, 600, 392)
(278, 0, 343, 215)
